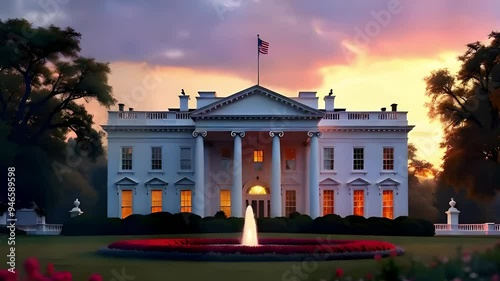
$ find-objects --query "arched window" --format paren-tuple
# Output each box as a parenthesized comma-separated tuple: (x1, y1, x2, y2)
(247, 185, 269, 195)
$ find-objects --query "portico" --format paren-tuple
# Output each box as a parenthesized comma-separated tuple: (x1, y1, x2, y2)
(190, 128, 322, 218)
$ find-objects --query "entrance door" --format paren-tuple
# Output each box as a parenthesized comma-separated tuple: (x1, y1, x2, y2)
(246, 199, 269, 218)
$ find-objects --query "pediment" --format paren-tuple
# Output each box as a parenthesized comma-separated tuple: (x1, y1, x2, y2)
(347, 177, 370, 186)
(174, 177, 195, 186)
(114, 177, 138, 185)
(145, 177, 168, 186)
(376, 178, 400, 186)
(190, 85, 324, 119)
(319, 178, 341, 186)
(282, 177, 300, 185)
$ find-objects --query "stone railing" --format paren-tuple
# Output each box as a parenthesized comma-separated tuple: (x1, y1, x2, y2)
(16, 224, 63, 235)
(434, 223, 500, 236)
(320, 111, 408, 126)
(434, 198, 499, 236)
(107, 111, 195, 126)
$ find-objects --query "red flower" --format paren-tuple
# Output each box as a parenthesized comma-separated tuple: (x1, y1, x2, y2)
(335, 268, 343, 277)
(0, 270, 16, 281)
(51, 271, 72, 281)
(24, 257, 40, 278)
(365, 273, 374, 280)
(46, 263, 54, 277)
(390, 250, 398, 257)
(88, 274, 103, 281)
(374, 254, 382, 261)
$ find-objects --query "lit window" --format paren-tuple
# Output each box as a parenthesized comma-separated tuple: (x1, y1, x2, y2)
(285, 149, 296, 170)
(285, 190, 296, 217)
(353, 148, 364, 170)
(121, 190, 132, 219)
(151, 190, 162, 213)
(383, 147, 394, 170)
(180, 148, 192, 170)
(253, 150, 263, 162)
(323, 190, 335, 215)
(121, 147, 133, 170)
(248, 185, 268, 195)
(180, 190, 192, 212)
(382, 190, 394, 219)
(353, 190, 364, 216)
(220, 190, 231, 217)
(151, 147, 162, 170)
(323, 148, 334, 170)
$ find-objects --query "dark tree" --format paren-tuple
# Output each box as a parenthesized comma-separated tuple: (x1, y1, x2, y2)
(0, 18, 115, 215)
(424, 31, 500, 199)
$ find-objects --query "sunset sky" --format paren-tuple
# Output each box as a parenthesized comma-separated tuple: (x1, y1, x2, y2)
(1, 0, 499, 168)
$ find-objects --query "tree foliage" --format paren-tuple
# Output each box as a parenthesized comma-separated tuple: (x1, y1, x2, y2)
(0, 18, 115, 156)
(0, 18, 115, 214)
(424, 31, 500, 199)
(407, 143, 439, 222)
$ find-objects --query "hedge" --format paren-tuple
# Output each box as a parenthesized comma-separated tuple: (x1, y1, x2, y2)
(60, 212, 435, 236)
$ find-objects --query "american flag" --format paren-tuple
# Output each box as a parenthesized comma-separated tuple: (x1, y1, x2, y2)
(258, 38, 269, 54)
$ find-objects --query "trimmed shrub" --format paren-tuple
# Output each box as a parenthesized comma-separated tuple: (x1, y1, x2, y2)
(312, 214, 351, 234)
(257, 217, 288, 232)
(60, 212, 434, 236)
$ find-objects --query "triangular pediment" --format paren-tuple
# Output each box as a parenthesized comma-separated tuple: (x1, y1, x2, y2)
(145, 177, 168, 186)
(115, 177, 138, 185)
(174, 177, 195, 186)
(282, 177, 300, 185)
(347, 177, 370, 186)
(190, 85, 324, 118)
(319, 178, 341, 186)
(377, 178, 400, 186)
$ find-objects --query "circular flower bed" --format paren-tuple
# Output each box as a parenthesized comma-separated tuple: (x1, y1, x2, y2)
(98, 238, 404, 262)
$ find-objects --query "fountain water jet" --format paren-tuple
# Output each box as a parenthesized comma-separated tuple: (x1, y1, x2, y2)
(241, 205, 258, 246)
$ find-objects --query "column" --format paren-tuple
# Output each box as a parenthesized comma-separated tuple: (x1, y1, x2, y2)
(231, 131, 245, 217)
(308, 131, 321, 218)
(193, 131, 207, 217)
(270, 131, 284, 217)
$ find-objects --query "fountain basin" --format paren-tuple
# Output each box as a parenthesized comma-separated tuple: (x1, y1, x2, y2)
(99, 238, 404, 261)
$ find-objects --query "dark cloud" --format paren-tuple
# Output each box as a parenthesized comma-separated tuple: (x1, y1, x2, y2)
(1, 0, 498, 90)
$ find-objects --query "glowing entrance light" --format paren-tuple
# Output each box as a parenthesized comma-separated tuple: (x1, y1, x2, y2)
(248, 185, 268, 195)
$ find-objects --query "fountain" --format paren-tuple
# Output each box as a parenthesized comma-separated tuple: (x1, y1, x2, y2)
(101, 206, 403, 261)
(241, 205, 258, 246)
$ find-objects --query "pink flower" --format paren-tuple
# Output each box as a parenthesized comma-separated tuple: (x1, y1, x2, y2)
(390, 250, 398, 257)
(365, 273, 374, 280)
(46, 263, 54, 277)
(51, 271, 72, 281)
(88, 274, 103, 281)
(491, 274, 500, 281)
(452, 278, 462, 281)
(335, 268, 343, 277)
(24, 257, 40, 278)
(462, 252, 471, 263)
(0, 270, 16, 281)
(374, 254, 382, 261)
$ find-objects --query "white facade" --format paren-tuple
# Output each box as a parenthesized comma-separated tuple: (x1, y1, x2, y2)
(103, 85, 413, 219)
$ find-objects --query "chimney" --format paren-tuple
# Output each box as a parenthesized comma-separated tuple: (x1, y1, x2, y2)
(118, 103, 124, 111)
(129, 108, 133, 111)
(323, 94, 335, 111)
(391, 103, 398, 112)
(179, 95, 190, 111)
(381, 107, 386, 112)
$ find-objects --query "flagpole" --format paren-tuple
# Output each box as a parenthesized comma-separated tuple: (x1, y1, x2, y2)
(257, 34, 260, 85)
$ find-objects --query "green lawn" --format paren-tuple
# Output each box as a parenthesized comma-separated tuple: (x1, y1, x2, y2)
(1, 233, 498, 281)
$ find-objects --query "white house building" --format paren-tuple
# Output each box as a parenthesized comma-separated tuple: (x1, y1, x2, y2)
(103, 85, 413, 219)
